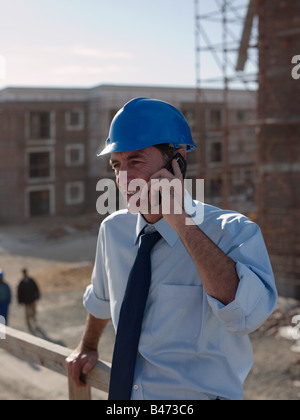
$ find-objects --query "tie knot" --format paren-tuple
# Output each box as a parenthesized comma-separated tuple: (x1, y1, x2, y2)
(138, 231, 161, 254)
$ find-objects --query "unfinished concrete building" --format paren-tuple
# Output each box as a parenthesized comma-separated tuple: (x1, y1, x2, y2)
(0, 88, 90, 222)
(0, 84, 256, 224)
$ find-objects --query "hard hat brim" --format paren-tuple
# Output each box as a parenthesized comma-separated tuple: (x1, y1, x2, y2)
(97, 140, 197, 156)
(97, 141, 146, 156)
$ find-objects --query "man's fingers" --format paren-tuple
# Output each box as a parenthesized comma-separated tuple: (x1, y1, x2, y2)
(172, 159, 183, 180)
(67, 358, 86, 387)
(150, 168, 174, 181)
(66, 351, 98, 388)
(82, 358, 97, 375)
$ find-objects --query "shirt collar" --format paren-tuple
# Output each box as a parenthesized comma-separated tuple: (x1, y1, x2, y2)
(135, 213, 179, 248)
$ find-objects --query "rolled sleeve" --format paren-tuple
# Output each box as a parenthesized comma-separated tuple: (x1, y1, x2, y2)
(207, 262, 277, 336)
(83, 284, 111, 320)
(83, 223, 111, 320)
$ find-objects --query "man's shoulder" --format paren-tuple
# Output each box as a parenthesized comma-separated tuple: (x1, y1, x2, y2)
(102, 209, 134, 224)
(185, 191, 253, 231)
(199, 201, 257, 235)
(100, 209, 138, 235)
(202, 202, 248, 221)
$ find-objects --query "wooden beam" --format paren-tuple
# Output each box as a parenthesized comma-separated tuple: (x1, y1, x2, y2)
(236, 0, 257, 71)
(0, 326, 111, 399)
(68, 377, 92, 401)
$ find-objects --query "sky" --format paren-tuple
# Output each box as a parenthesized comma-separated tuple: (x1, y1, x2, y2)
(0, 0, 255, 89)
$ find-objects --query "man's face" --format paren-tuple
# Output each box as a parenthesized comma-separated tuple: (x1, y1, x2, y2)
(110, 146, 166, 204)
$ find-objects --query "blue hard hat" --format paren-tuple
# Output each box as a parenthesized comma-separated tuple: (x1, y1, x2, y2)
(98, 97, 197, 156)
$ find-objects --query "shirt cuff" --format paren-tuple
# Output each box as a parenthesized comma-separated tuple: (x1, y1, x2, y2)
(206, 262, 265, 334)
(83, 285, 111, 320)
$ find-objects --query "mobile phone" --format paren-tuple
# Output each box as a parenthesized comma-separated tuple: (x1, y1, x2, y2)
(155, 153, 186, 206)
(166, 153, 187, 178)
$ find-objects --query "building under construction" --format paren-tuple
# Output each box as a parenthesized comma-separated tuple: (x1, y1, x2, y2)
(0, 84, 256, 223)
(254, 0, 300, 298)
(0, 0, 299, 298)
(196, 0, 300, 297)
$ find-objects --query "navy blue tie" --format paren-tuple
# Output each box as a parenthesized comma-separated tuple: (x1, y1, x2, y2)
(108, 231, 161, 400)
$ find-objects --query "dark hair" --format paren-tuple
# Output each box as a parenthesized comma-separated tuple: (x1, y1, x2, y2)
(154, 144, 177, 164)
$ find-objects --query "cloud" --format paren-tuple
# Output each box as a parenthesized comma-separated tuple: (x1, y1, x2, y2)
(52, 64, 137, 76)
(48, 44, 137, 82)
(71, 47, 133, 60)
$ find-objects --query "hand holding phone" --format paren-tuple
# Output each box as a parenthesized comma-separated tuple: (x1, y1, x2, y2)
(154, 153, 186, 206)
(166, 153, 187, 178)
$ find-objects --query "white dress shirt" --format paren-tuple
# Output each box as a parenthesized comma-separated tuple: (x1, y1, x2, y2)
(84, 198, 277, 400)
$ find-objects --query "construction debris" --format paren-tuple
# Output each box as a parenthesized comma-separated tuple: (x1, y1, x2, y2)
(257, 297, 300, 355)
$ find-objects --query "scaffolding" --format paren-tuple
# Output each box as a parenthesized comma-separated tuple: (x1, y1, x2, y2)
(194, 0, 258, 211)
(194, 0, 300, 298)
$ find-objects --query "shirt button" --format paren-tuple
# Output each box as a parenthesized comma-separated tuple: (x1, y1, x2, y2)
(133, 385, 139, 390)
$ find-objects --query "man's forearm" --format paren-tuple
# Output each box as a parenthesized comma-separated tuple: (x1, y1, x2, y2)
(80, 313, 110, 351)
(174, 215, 240, 306)
(66, 314, 110, 387)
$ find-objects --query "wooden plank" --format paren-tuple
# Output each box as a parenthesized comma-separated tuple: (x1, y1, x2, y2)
(68, 377, 92, 401)
(0, 326, 111, 395)
(236, 0, 256, 71)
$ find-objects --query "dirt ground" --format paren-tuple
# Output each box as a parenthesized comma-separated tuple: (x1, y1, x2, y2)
(0, 215, 300, 400)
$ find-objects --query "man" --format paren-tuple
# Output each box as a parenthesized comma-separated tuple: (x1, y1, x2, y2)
(67, 98, 277, 400)
(0, 269, 11, 325)
(18, 269, 40, 331)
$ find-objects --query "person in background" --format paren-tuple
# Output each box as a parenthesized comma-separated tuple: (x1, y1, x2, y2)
(17, 268, 40, 331)
(0, 269, 12, 325)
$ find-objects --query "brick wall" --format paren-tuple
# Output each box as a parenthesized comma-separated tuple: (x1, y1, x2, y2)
(257, 0, 300, 297)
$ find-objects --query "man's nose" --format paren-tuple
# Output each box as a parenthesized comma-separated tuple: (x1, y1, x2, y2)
(117, 169, 135, 189)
